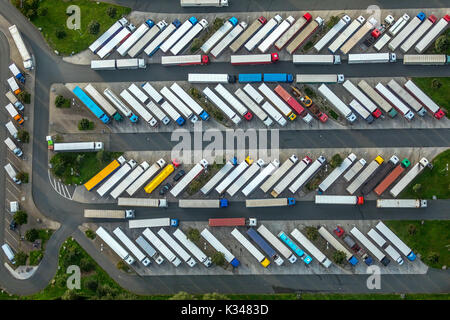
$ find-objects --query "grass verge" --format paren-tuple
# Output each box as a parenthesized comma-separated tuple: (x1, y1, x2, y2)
(412, 77, 450, 118)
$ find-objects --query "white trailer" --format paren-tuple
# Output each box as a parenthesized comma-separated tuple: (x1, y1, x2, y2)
(157, 229, 196, 267)
(117, 23, 150, 56)
(403, 80, 445, 119)
(245, 15, 282, 51)
(389, 14, 410, 36)
(261, 155, 298, 193)
(358, 80, 398, 117)
(350, 227, 390, 266)
(340, 17, 377, 55)
(2, 243, 15, 264)
(4, 163, 20, 184)
(230, 53, 279, 65)
(160, 17, 198, 53)
(170, 19, 208, 55)
(415, 15, 450, 53)
(376, 199, 427, 208)
(130, 217, 179, 229)
(97, 159, 137, 197)
(387, 79, 426, 116)
(258, 16, 295, 53)
(258, 83, 294, 120)
(91, 59, 116, 70)
(189, 73, 234, 83)
(201, 159, 235, 195)
(318, 153, 356, 192)
(390, 157, 429, 197)
(126, 159, 165, 196)
(203, 87, 241, 125)
(227, 159, 265, 196)
(246, 198, 295, 207)
(374, 33, 391, 51)
(173, 229, 212, 267)
(84, 84, 121, 120)
(271, 156, 311, 197)
(231, 228, 270, 267)
(178, 199, 227, 208)
(116, 58, 146, 69)
(210, 22, 247, 58)
(215, 84, 251, 120)
(315, 195, 364, 205)
(201, 17, 238, 54)
(318, 226, 358, 265)
(113, 227, 151, 266)
(103, 88, 138, 123)
(4, 137, 22, 157)
(180, 0, 228, 7)
(314, 15, 351, 52)
(286, 17, 324, 54)
(136, 236, 165, 264)
(5, 121, 18, 139)
(161, 101, 185, 126)
(96, 227, 135, 265)
(118, 197, 168, 207)
(5, 91, 24, 111)
(110, 162, 149, 199)
(120, 89, 158, 126)
(142, 82, 163, 103)
(291, 228, 331, 267)
(343, 80, 381, 118)
(328, 16, 365, 53)
(401, 15, 437, 53)
(161, 54, 209, 66)
(367, 229, 404, 265)
(296, 74, 345, 84)
(349, 100, 374, 123)
(348, 53, 396, 64)
(143, 228, 182, 266)
(375, 83, 414, 121)
(161, 86, 198, 122)
(144, 20, 179, 57)
(127, 20, 163, 57)
(376, 221, 417, 261)
(276, 13, 313, 50)
(170, 159, 208, 196)
(403, 54, 448, 65)
(7, 77, 20, 95)
(53, 142, 103, 152)
(346, 156, 384, 195)
(201, 228, 240, 267)
(8, 25, 33, 69)
(128, 83, 149, 104)
(146, 101, 170, 125)
(242, 160, 279, 196)
(89, 19, 126, 54)
(215, 157, 251, 194)
(389, 13, 426, 51)
(318, 84, 357, 123)
(234, 88, 273, 126)
(97, 28, 131, 59)
(261, 101, 287, 126)
(344, 158, 367, 182)
(289, 156, 326, 193)
(257, 225, 296, 263)
(243, 83, 264, 104)
(293, 54, 341, 64)
(230, 17, 267, 53)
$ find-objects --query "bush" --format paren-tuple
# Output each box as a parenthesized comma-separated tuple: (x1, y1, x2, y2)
(408, 224, 417, 235)
(426, 252, 440, 264)
(37, 6, 48, 16)
(62, 290, 81, 300)
(305, 226, 319, 241)
(55, 95, 71, 108)
(333, 250, 347, 265)
(431, 79, 442, 89)
(18, 130, 30, 143)
(61, 244, 82, 269)
(330, 154, 343, 169)
(117, 260, 129, 272)
(304, 86, 316, 98)
(14, 251, 28, 266)
(17, 172, 29, 183)
(88, 21, 100, 35)
(85, 229, 96, 240)
(18, 91, 31, 104)
(13, 210, 28, 225)
(211, 251, 226, 266)
(84, 278, 98, 292)
(55, 30, 67, 39)
(435, 35, 449, 53)
(78, 118, 94, 131)
(96, 284, 119, 299)
(203, 292, 229, 300)
(29, 250, 43, 265)
(190, 38, 203, 53)
(187, 228, 200, 243)
(169, 291, 195, 300)
(25, 228, 39, 242)
(106, 7, 117, 18)
(80, 258, 95, 272)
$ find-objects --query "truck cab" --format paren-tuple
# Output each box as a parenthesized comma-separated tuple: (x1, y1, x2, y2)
(125, 210, 135, 218)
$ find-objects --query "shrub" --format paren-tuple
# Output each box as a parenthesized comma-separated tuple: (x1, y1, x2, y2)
(55, 30, 67, 39)
(85, 229, 96, 240)
(431, 79, 442, 89)
(13, 210, 28, 225)
(305, 226, 319, 241)
(37, 6, 48, 16)
(408, 224, 417, 236)
(187, 228, 200, 242)
(190, 38, 203, 53)
(18, 130, 30, 143)
(25, 228, 39, 242)
(88, 21, 100, 35)
(14, 251, 28, 266)
(211, 251, 226, 266)
(84, 278, 98, 292)
(29, 250, 43, 265)
(61, 290, 81, 300)
(333, 250, 347, 265)
(426, 252, 440, 264)
(117, 260, 129, 272)
(96, 284, 119, 299)
(18, 91, 31, 104)
(330, 154, 343, 168)
(106, 7, 117, 18)
(169, 291, 195, 300)
(78, 118, 94, 131)
(435, 35, 449, 53)
(80, 258, 95, 272)
(17, 172, 29, 183)
(203, 292, 229, 300)
(55, 95, 71, 108)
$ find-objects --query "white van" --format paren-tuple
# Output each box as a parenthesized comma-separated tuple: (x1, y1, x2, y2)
(2, 243, 15, 264)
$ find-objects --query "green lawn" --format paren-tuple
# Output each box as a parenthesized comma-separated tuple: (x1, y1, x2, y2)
(13, 0, 131, 55)
(385, 220, 450, 269)
(399, 149, 450, 199)
(412, 77, 450, 118)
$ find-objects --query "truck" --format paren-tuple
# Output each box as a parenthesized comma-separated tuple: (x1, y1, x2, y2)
(340, 232, 373, 265)
(113, 227, 151, 266)
(286, 17, 323, 54)
(263, 73, 293, 83)
(389, 13, 410, 36)
(258, 225, 297, 263)
(97, 27, 131, 59)
(161, 86, 198, 123)
(89, 18, 127, 54)
(120, 89, 157, 127)
(367, 228, 404, 265)
(126, 159, 166, 196)
(9, 63, 25, 83)
(142, 82, 163, 103)
(290, 86, 328, 122)
(374, 33, 392, 51)
(243, 83, 264, 104)
(135, 236, 165, 265)
(180, 0, 228, 7)
(231, 228, 270, 267)
(343, 158, 367, 182)
(201, 228, 240, 267)
(347, 53, 396, 64)
(289, 156, 326, 193)
(170, 83, 209, 120)
(415, 15, 450, 53)
(162, 55, 209, 66)
(358, 80, 397, 117)
(97, 159, 137, 197)
(278, 231, 313, 264)
(144, 163, 175, 194)
(91, 59, 116, 70)
(361, 155, 399, 195)
(116, 58, 146, 69)
(110, 162, 150, 199)
(314, 15, 351, 52)
(227, 159, 265, 196)
(328, 16, 365, 53)
(84, 84, 123, 121)
(387, 79, 426, 116)
(125, 20, 162, 57)
(2, 243, 15, 264)
(157, 229, 196, 267)
(374, 158, 410, 196)
(144, 20, 180, 57)
(129, 217, 179, 229)
(376, 199, 427, 209)
(52, 142, 103, 152)
(349, 99, 374, 124)
(161, 101, 186, 126)
(292, 54, 341, 65)
(318, 153, 357, 192)
(318, 226, 358, 265)
(201, 159, 236, 194)
(4, 163, 21, 184)
(346, 156, 384, 195)
(376, 221, 417, 261)
(403, 54, 449, 65)
(343, 79, 382, 118)
(231, 53, 279, 65)
(276, 13, 312, 50)
(203, 87, 241, 125)
(189, 73, 235, 83)
(315, 195, 364, 205)
(375, 83, 414, 121)
(291, 228, 332, 267)
(170, 19, 209, 55)
(210, 21, 247, 58)
(117, 23, 150, 56)
(179, 199, 228, 208)
(401, 15, 437, 53)
(118, 197, 168, 207)
(246, 228, 284, 265)
(142, 228, 181, 267)
(246, 198, 296, 207)
(73, 86, 110, 124)
(173, 229, 212, 267)
(258, 16, 295, 53)
(259, 83, 295, 120)
(103, 88, 139, 123)
(215, 156, 252, 194)
(128, 83, 149, 104)
(8, 25, 33, 69)
(242, 160, 280, 196)
(209, 218, 257, 227)
(260, 155, 298, 193)
(390, 157, 429, 197)
(84, 156, 126, 191)
(245, 15, 282, 52)
(318, 84, 357, 123)
(230, 16, 267, 53)
(350, 227, 390, 266)
(296, 74, 344, 84)
(96, 227, 135, 265)
(238, 73, 263, 83)
(403, 80, 445, 119)
(234, 88, 273, 126)
(5, 91, 24, 111)
(215, 84, 252, 120)
(7, 77, 20, 95)
(160, 17, 198, 53)
(340, 17, 377, 55)
(201, 17, 238, 54)
(271, 156, 312, 197)
(5, 121, 19, 140)
(389, 12, 426, 51)
(170, 159, 208, 196)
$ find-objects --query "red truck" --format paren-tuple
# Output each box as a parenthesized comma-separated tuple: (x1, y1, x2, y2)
(291, 86, 328, 123)
(274, 85, 313, 124)
(209, 218, 257, 227)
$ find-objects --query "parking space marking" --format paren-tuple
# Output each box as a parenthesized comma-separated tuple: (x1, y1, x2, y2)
(6, 188, 19, 202)
(6, 179, 21, 194)
(47, 170, 74, 200)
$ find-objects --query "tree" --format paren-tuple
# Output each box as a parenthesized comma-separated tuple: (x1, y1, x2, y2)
(88, 21, 100, 35)
(435, 35, 449, 53)
(18, 91, 31, 104)
(78, 118, 92, 131)
(80, 258, 95, 272)
(431, 79, 442, 89)
(55, 30, 67, 39)
(14, 251, 28, 266)
(412, 183, 422, 193)
(85, 229, 96, 240)
(55, 95, 70, 108)
(13, 210, 28, 225)
(106, 7, 117, 18)
(330, 154, 343, 168)
(305, 226, 319, 241)
(84, 278, 98, 292)
(211, 251, 226, 266)
(61, 289, 81, 300)
(17, 172, 29, 183)
(37, 6, 48, 16)
(202, 292, 229, 300)
(333, 250, 347, 265)
(190, 38, 202, 53)
(117, 260, 129, 272)
(25, 228, 39, 242)
(187, 228, 200, 242)
(18, 130, 30, 143)
(169, 291, 195, 300)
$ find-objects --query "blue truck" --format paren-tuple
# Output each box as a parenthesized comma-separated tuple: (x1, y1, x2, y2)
(263, 73, 293, 83)
(238, 73, 262, 83)
(247, 228, 284, 266)
(278, 231, 313, 265)
(73, 86, 110, 124)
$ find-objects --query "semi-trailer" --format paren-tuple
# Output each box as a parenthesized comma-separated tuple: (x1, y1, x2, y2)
(415, 15, 450, 53)
(328, 16, 365, 53)
(318, 84, 356, 123)
(84, 156, 126, 191)
(390, 157, 429, 197)
(315, 195, 364, 205)
(103, 88, 139, 123)
(52, 142, 103, 153)
(135, 236, 165, 265)
(173, 229, 212, 267)
(117, 198, 168, 207)
(113, 227, 151, 266)
(210, 21, 247, 58)
(271, 156, 312, 197)
(90, 59, 117, 70)
(120, 89, 158, 126)
(89, 18, 127, 54)
(231, 228, 270, 267)
(201, 17, 238, 54)
(97, 27, 131, 59)
(318, 227, 358, 265)
(343, 80, 383, 119)
(347, 53, 396, 64)
(260, 155, 298, 193)
(117, 22, 150, 56)
(245, 15, 282, 52)
(4, 163, 21, 184)
(8, 25, 33, 69)
(146, 101, 170, 125)
(209, 218, 257, 227)
(247, 228, 284, 265)
(201, 228, 240, 267)
(387, 79, 426, 116)
(400, 15, 437, 53)
(246, 198, 296, 207)
(291, 228, 332, 268)
(403, 54, 449, 65)
(170, 19, 209, 55)
(84, 84, 123, 121)
(231, 53, 279, 65)
(189, 73, 236, 83)
(289, 156, 326, 193)
(215, 84, 252, 120)
(243, 83, 264, 104)
(296, 74, 345, 84)
(293, 54, 341, 64)
(374, 158, 410, 196)
(128, 83, 150, 104)
(263, 73, 293, 83)
(143, 228, 182, 267)
(388, 13, 426, 51)
(389, 13, 410, 36)
(157, 229, 196, 267)
(161, 54, 209, 66)
(340, 17, 377, 55)
(361, 155, 399, 195)
(346, 156, 384, 195)
(349, 100, 374, 123)
(215, 156, 252, 194)
(116, 58, 146, 69)
(5, 121, 19, 140)
(110, 162, 150, 199)
(96, 227, 135, 265)
(179, 199, 228, 208)
(358, 80, 398, 117)
(126, 158, 165, 196)
(242, 160, 280, 196)
(258, 225, 297, 263)
(275, 13, 312, 50)
(374, 33, 391, 51)
(201, 159, 236, 195)
(230, 16, 267, 53)
(376, 199, 427, 208)
(203, 87, 241, 125)
(234, 88, 273, 126)
(290, 86, 328, 122)
(286, 17, 324, 54)
(97, 159, 137, 197)
(144, 163, 175, 194)
(376, 221, 416, 261)
(367, 229, 404, 265)
(258, 16, 295, 53)
(130, 218, 179, 229)
(170, 159, 208, 196)
(144, 20, 180, 57)
(278, 231, 313, 264)
(350, 227, 390, 266)
(9, 63, 25, 83)
(314, 15, 351, 52)
(226, 159, 265, 196)
(161, 86, 198, 123)
(170, 83, 209, 120)
(259, 83, 295, 120)
(375, 83, 414, 121)
(142, 82, 164, 103)
(274, 85, 313, 124)
(343, 158, 367, 182)
(73, 86, 110, 124)
(318, 153, 357, 192)
(7, 77, 21, 95)
(4, 138, 22, 157)
(403, 80, 445, 119)
(180, 0, 228, 7)
(5, 91, 24, 111)
(160, 17, 198, 53)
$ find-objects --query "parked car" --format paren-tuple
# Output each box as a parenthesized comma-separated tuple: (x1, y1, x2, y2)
(9, 220, 17, 230)
(159, 183, 172, 195)
(333, 226, 344, 237)
(173, 170, 185, 182)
